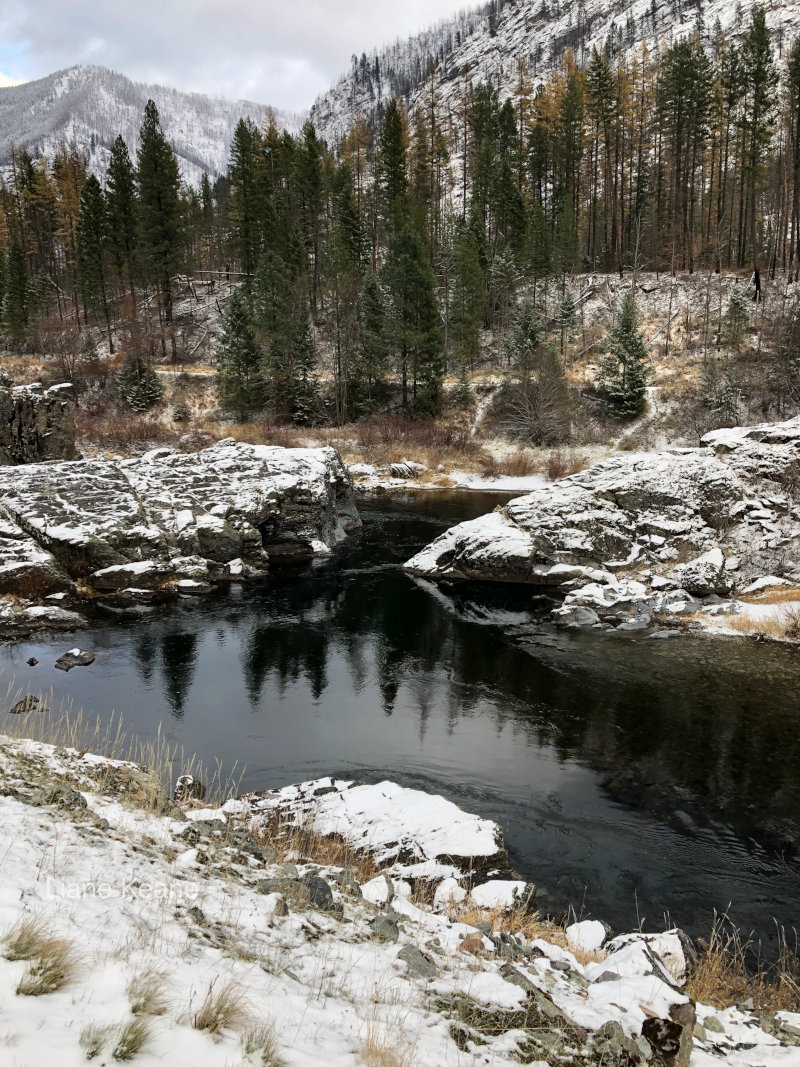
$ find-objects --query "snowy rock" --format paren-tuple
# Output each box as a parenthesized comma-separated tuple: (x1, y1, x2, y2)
(0, 442, 360, 630)
(676, 548, 732, 596)
(0, 382, 77, 465)
(469, 880, 527, 910)
(239, 778, 510, 882)
(405, 416, 800, 630)
(53, 648, 95, 671)
(566, 919, 608, 955)
(389, 460, 427, 479)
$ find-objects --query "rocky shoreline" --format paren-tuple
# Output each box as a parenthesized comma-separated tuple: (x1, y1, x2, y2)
(405, 416, 800, 639)
(0, 440, 360, 636)
(0, 736, 797, 1065)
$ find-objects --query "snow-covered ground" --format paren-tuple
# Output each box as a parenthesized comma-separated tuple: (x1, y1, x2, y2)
(0, 737, 797, 1065)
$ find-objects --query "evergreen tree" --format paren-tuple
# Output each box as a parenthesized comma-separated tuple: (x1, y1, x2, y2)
(106, 134, 137, 297)
(76, 173, 113, 349)
(725, 283, 750, 349)
(117, 349, 163, 410)
(136, 100, 183, 341)
(384, 222, 443, 414)
(2, 235, 28, 342)
(353, 272, 390, 412)
(215, 287, 264, 419)
(449, 227, 484, 371)
(377, 98, 409, 232)
(227, 118, 268, 280)
(597, 290, 651, 419)
(555, 289, 578, 356)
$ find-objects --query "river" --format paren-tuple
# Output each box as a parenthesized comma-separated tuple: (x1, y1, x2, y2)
(2, 489, 799, 949)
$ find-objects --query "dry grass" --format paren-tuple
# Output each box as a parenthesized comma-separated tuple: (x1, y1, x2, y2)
(443, 903, 603, 966)
(477, 449, 539, 479)
(359, 1013, 419, 1067)
(111, 1017, 152, 1061)
(739, 586, 800, 605)
(80, 1023, 116, 1060)
(1, 702, 242, 813)
(76, 410, 180, 451)
(128, 968, 169, 1016)
(728, 604, 800, 640)
(543, 449, 589, 482)
(251, 811, 378, 884)
(3, 916, 80, 996)
(687, 916, 800, 1014)
(191, 979, 249, 1035)
(240, 1021, 286, 1066)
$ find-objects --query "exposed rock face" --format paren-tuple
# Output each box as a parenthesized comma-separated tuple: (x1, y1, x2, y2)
(0, 383, 78, 465)
(405, 416, 800, 630)
(0, 440, 360, 632)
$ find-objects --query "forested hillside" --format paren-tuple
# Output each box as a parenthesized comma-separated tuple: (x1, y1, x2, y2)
(1, 5, 799, 453)
(0, 66, 302, 187)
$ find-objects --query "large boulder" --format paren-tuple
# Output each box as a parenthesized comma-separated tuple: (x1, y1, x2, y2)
(405, 416, 800, 626)
(0, 383, 78, 465)
(0, 441, 360, 628)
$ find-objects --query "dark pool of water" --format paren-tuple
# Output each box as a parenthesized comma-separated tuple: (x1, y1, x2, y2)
(3, 489, 800, 948)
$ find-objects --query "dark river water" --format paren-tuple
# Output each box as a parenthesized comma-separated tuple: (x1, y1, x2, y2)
(3, 490, 800, 949)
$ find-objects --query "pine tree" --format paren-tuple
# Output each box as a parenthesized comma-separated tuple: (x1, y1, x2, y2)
(597, 290, 651, 419)
(76, 173, 113, 350)
(354, 272, 390, 413)
(106, 135, 137, 298)
(449, 227, 484, 371)
(377, 98, 409, 233)
(555, 289, 578, 356)
(228, 118, 268, 280)
(2, 234, 28, 342)
(383, 222, 443, 415)
(116, 350, 163, 410)
(136, 100, 183, 341)
(215, 288, 264, 419)
(725, 283, 750, 349)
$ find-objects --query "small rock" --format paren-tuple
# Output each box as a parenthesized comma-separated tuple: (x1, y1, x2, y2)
(257, 878, 310, 911)
(54, 648, 95, 671)
(703, 1016, 724, 1033)
(29, 784, 87, 812)
(187, 906, 207, 927)
(174, 775, 206, 802)
(26, 657, 38, 666)
(397, 945, 437, 978)
(9, 694, 47, 715)
(370, 914, 400, 942)
(301, 875, 341, 916)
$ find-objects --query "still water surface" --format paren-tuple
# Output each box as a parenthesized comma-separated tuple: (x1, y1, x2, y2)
(3, 490, 799, 946)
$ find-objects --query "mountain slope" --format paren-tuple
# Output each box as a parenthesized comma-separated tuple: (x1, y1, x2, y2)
(311, 0, 800, 144)
(0, 65, 304, 186)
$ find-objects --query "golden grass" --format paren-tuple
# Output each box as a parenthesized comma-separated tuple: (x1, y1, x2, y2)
(359, 1013, 419, 1067)
(443, 903, 603, 966)
(251, 812, 378, 884)
(111, 1017, 152, 1061)
(128, 968, 169, 1016)
(728, 604, 800, 640)
(3, 916, 80, 996)
(687, 916, 800, 1014)
(739, 586, 800, 605)
(240, 1021, 286, 1066)
(1, 700, 242, 813)
(191, 979, 249, 1035)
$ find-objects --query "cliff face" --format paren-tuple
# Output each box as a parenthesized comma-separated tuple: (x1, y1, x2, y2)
(0, 383, 78, 466)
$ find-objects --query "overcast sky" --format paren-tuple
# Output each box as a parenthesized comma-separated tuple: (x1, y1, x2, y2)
(0, 0, 474, 110)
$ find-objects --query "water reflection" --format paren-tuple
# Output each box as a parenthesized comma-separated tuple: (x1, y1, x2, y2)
(4, 490, 800, 945)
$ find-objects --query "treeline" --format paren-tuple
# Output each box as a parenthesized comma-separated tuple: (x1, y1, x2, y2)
(0, 6, 799, 434)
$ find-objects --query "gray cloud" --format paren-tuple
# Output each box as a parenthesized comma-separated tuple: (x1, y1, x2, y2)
(0, 0, 473, 110)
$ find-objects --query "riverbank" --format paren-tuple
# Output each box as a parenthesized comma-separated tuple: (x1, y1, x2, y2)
(0, 734, 797, 1066)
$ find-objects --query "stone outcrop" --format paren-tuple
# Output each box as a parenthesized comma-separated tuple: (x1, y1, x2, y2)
(0, 382, 77, 465)
(405, 415, 800, 631)
(0, 440, 360, 633)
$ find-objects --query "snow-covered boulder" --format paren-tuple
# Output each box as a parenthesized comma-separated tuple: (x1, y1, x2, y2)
(0, 441, 360, 633)
(405, 416, 800, 631)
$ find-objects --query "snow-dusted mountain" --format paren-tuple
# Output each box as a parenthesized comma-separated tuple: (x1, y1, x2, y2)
(311, 0, 800, 144)
(0, 65, 304, 186)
